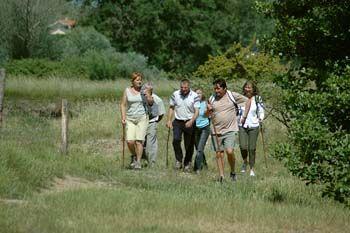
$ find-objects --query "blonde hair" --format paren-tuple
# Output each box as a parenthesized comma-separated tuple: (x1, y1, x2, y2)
(131, 72, 143, 83)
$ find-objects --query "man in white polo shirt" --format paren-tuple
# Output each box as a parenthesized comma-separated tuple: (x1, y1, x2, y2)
(166, 79, 200, 171)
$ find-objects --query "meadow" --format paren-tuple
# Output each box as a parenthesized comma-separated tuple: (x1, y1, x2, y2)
(0, 76, 349, 233)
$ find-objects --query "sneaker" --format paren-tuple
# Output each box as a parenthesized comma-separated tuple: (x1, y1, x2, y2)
(217, 176, 224, 184)
(130, 161, 136, 169)
(149, 161, 156, 168)
(184, 164, 191, 172)
(250, 170, 255, 177)
(175, 161, 182, 169)
(129, 155, 136, 168)
(134, 161, 141, 170)
(230, 172, 237, 182)
(241, 163, 247, 173)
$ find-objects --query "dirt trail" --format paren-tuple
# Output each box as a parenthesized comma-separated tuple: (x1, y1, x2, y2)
(42, 175, 116, 194)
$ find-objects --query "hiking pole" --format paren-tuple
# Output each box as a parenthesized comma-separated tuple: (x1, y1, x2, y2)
(208, 102, 220, 152)
(122, 124, 125, 168)
(211, 116, 221, 152)
(166, 126, 170, 168)
(259, 123, 268, 168)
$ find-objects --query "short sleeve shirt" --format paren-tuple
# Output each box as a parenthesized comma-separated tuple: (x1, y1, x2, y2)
(149, 94, 166, 122)
(169, 90, 200, 120)
(211, 92, 238, 135)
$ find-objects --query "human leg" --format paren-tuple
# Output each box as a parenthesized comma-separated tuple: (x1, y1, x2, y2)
(126, 119, 137, 166)
(221, 131, 239, 181)
(247, 127, 259, 174)
(134, 115, 148, 169)
(216, 151, 225, 179)
(239, 126, 249, 172)
(145, 122, 158, 164)
(172, 120, 184, 167)
(183, 124, 195, 167)
(194, 125, 210, 171)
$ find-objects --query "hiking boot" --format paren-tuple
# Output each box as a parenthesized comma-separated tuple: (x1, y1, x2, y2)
(250, 170, 255, 177)
(230, 172, 237, 182)
(241, 163, 247, 173)
(175, 161, 182, 169)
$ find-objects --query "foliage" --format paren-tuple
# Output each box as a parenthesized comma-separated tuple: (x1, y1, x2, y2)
(5, 59, 64, 77)
(261, 0, 350, 205)
(80, 0, 274, 73)
(258, 0, 350, 71)
(52, 27, 116, 60)
(5, 51, 167, 81)
(193, 43, 286, 82)
(273, 68, 350, 205)
(0, 0, 69, 59)
(0, 46, 9, 67)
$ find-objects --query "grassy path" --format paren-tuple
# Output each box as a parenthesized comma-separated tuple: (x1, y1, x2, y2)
(0, 77, 349, 232)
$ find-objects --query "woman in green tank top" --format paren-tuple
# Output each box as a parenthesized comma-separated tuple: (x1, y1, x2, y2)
(121, 72, 153, 169)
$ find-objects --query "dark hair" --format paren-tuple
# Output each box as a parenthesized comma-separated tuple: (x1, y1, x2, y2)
(213, 78, 227, 89)
(242, 80, 259, 96)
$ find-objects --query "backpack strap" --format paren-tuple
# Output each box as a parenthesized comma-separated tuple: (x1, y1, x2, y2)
(209, 95, 215, 104)
(226, 91, 239, 116)
(255, 95, 264, 120)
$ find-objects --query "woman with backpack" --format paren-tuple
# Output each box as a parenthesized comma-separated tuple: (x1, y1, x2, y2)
(238, 80, 264, 177)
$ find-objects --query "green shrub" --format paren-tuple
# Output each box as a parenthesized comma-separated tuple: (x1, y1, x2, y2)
(54, 27, 115, 60)
(0, 46, 9, 66)
(193, 43, 287, 82)
(5, 59, 62, 77)
(81, 50, 119, 80)
(6, 52, 168, 81)
(273, 67, 350, 206)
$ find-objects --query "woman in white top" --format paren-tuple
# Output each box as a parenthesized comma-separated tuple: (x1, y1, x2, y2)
(121, 72, 153, 169)
(238, 80, 264, 177)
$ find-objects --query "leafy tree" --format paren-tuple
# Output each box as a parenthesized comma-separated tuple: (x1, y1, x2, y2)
(0, 0, 69, 59)
(261, 0, 350, 205)
(193, 42, 286, 81)
(80, 0, 274, 73)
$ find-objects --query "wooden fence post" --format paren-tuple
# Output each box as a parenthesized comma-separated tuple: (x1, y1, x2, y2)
(0, 69, 5, 127)
(61, 99, 68, 154)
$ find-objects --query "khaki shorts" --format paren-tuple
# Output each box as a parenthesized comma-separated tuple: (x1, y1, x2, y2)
(126, 115, 148, 141)
(211, 131, 238, 152)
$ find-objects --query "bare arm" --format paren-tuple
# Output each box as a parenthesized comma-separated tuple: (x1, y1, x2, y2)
(166, 106, 174, 128)
(144, 87, 154, 105)
(185, 107, 199, 128)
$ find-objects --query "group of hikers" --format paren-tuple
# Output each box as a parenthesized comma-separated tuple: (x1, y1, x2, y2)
(120, 72, 264, 182)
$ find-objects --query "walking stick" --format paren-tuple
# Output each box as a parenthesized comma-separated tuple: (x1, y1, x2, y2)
(122, 124, 125, 168)
(259, 123, 268, 168)
(208, 100, 220, 151)
(211, 116, 221, 152)
(166, 127, 170, 168)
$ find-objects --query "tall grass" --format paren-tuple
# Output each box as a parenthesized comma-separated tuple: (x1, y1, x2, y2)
(0, 77, 349, 233)
(5, 75, 178, 100)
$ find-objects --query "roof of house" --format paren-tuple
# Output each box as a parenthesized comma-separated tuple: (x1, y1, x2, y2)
(49, 18, 77, 28)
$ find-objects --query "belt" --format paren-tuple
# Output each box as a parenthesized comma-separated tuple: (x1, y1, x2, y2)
(175, 119, 191, 122)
